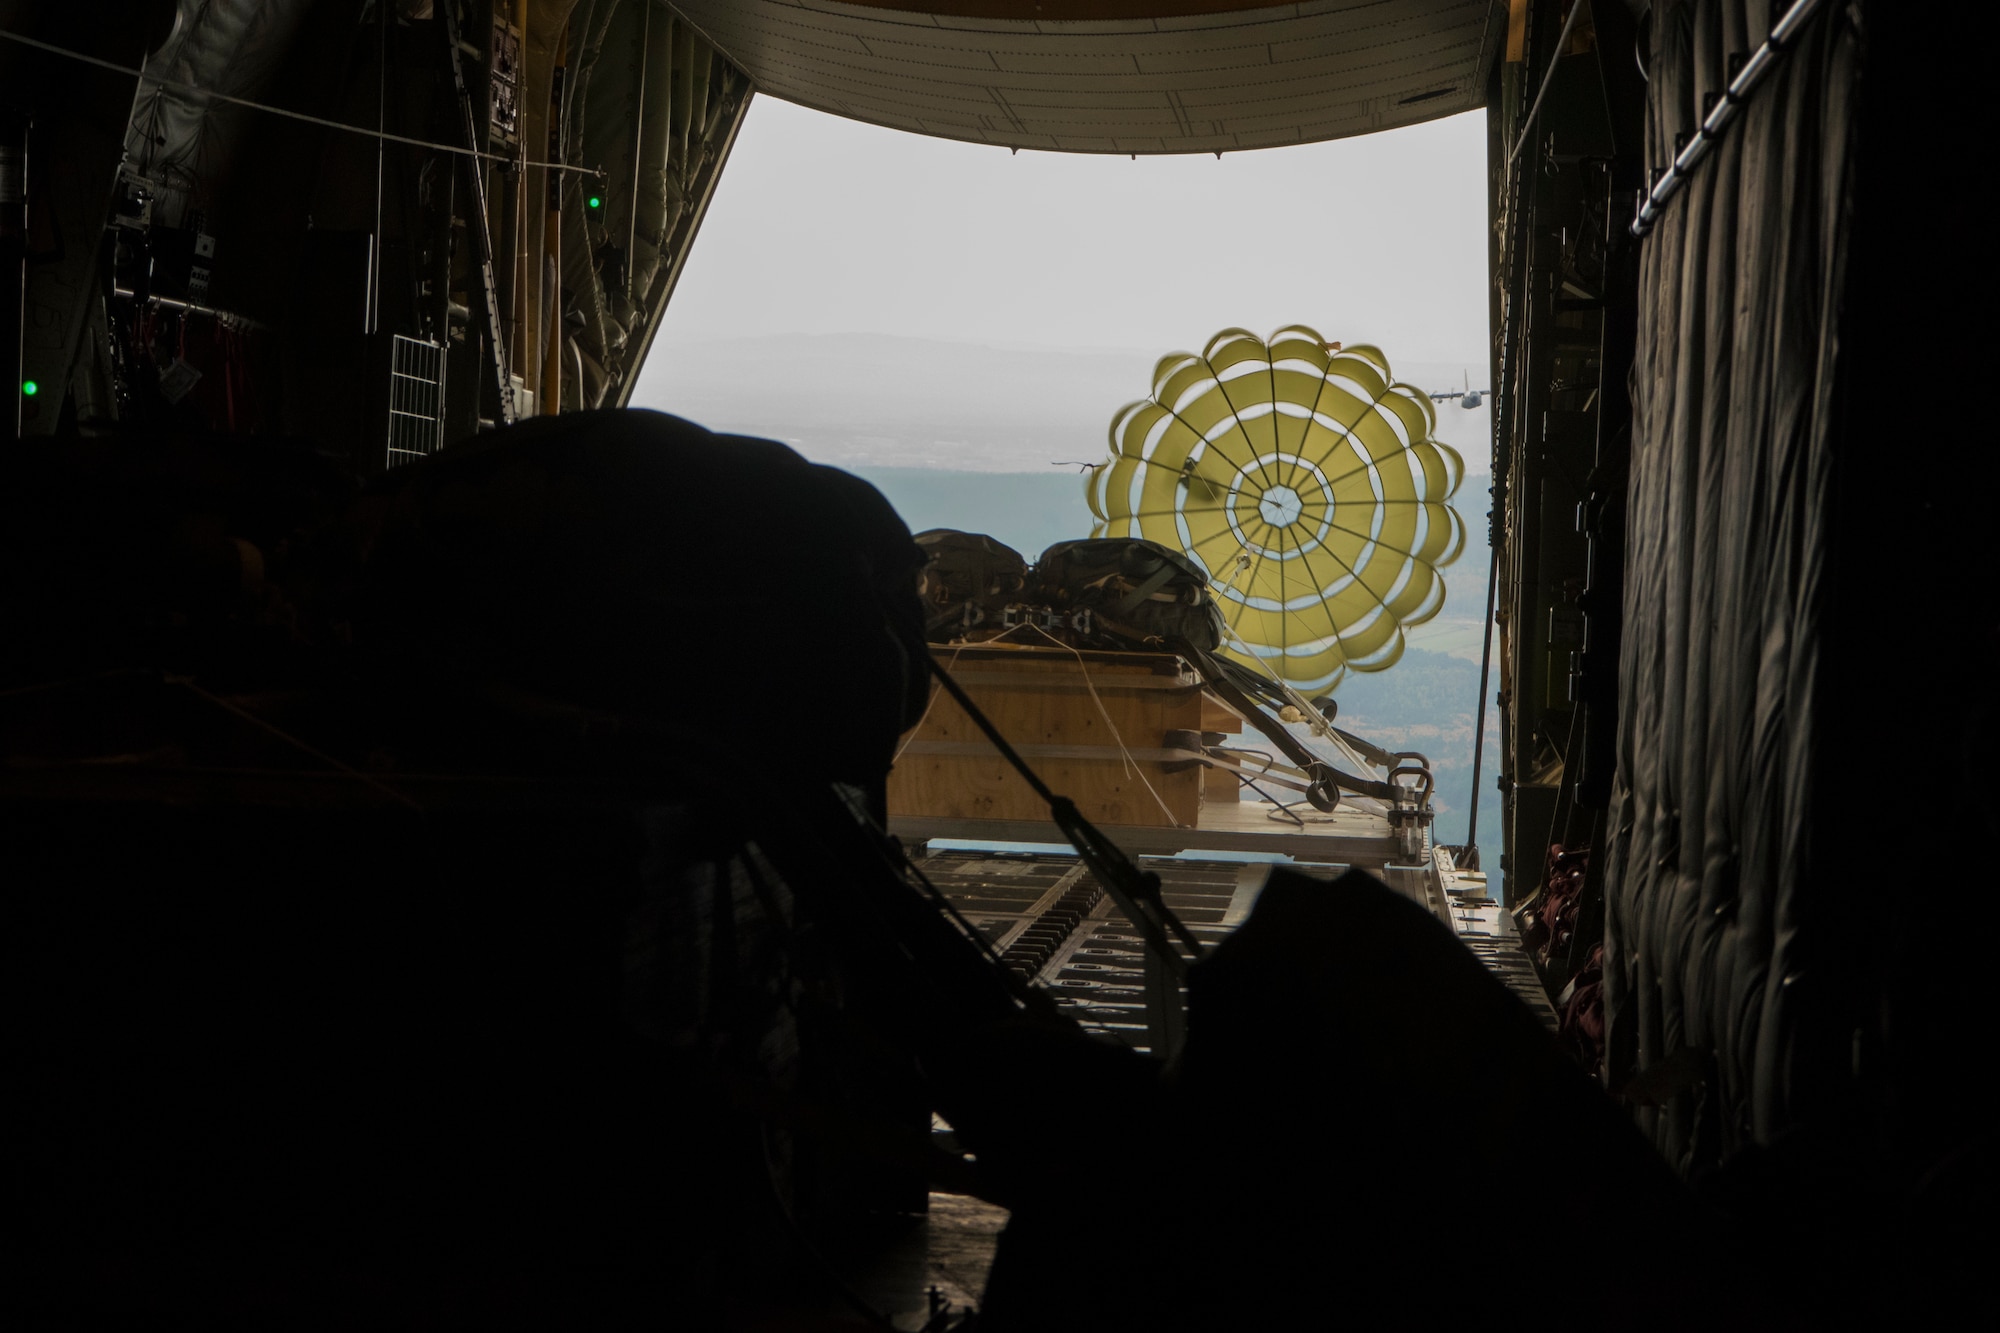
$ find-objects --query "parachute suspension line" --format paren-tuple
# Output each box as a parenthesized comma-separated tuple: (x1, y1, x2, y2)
(0, 28, 604, 177)
(923, 652, 1205, 974)
(1278, 357, 1343, 492)
(1306, 514, 1451, 579)
(1001, 624, 1183, 828)
(1278, 519, 1290, 666)
(1167, 404, 1258, 482)
(1317, 433, 1442, 493)
(1210, 615, 1389, 784)
(1203, 355, 1283, 493)
(1214, 621, 1339, 749)
(1284, 523, 1398, 652)
(891, 644, 964, 764)
(1230, 536, 1282, 625)
(1102, 326, 1462, 696)
(1283, 539, 1353, 648)
(1265, 354, 1285, 484)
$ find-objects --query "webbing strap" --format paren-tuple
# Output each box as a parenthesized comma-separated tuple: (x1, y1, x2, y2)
(1176, 641, 1400, 805)
(1114, 561, 1182, 614)
(925, 652, 1206, 976)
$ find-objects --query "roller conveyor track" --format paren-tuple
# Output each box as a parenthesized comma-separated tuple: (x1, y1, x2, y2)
(914, 847, 1556, 1053)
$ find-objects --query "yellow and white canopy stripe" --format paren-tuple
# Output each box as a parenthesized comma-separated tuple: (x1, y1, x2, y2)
(1085, 326, 1465, 694)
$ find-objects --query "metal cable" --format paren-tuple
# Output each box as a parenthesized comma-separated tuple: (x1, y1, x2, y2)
(1463, 547, 1500, 865)
(1505, 0, 1591, 169)
(0, 28, 605, 177)
(923, 652, 1205, 974)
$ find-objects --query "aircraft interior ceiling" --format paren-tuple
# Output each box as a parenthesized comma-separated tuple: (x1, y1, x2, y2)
(669, 0, 1505, 154)
(0, 2, 1994, 1327)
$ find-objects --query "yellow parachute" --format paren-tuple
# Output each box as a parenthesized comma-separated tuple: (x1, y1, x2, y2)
(1085, 326, 1465, 694)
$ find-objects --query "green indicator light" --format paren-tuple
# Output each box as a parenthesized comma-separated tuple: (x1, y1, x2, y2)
(20, 380, 35, 397)
(588, 195, 602, 209)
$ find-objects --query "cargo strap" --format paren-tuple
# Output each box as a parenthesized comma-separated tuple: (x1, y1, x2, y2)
(1114, 562, 1184, 614)
(1173, 640, 1406, 807)
(925, 652, 1207, 981)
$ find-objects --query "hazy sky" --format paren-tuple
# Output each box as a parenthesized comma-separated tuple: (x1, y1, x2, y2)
(634, 95, 1492, 467)
(629, 93, 1500, 834)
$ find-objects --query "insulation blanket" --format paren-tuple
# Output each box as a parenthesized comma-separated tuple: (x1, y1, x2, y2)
(1604, 0, 1859, 1173)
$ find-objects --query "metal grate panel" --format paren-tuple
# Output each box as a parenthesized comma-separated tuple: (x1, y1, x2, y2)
(384, 335, 446, 468)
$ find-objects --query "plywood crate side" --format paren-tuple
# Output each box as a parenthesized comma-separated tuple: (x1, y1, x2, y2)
(1200, 692, 1247, 734)
(1203, 762, 1242, 803)
(889, 646, 1204, 828)
(887, 752, 1200, 828)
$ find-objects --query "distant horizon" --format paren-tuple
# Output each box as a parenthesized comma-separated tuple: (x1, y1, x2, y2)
(639, 327, 1495, 477)
(633, 95, 1492, 460)
(652, 326, 1490, 368)
(628, 92, 1498, 874)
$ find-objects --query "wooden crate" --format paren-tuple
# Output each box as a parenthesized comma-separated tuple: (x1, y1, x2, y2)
(889, 644, 1205, 828)
(1199, 691, 1247, 804)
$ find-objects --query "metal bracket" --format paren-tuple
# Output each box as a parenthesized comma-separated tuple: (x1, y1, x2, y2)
(1000, 603, 1093, 635)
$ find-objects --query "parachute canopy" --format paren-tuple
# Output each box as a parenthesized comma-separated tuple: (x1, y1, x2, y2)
(1085, 326, 1465, 694)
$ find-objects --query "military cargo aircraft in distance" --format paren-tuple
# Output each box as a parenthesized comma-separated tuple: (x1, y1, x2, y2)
(1429, 371, 1488, 410)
